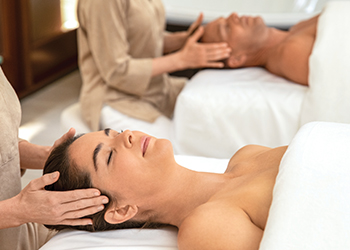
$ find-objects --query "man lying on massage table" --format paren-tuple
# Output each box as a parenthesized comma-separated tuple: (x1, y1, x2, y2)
(201, 12, 319, 86)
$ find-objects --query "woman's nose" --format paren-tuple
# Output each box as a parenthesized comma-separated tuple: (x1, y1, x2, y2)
(120, 129, 133, 148)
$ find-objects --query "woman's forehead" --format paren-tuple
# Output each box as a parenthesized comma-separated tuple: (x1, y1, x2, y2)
(69, 133, 98, 165)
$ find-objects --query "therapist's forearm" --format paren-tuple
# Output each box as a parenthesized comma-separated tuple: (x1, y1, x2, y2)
(163, 31, 187, 54)
(0, 198, 23, 229)
(151, 52, 184, 77)
(18, 140, 50, 170)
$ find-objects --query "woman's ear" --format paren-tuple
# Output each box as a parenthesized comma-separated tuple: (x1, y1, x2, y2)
(227, 54, 247, 68)
(104, 204, 138, 224)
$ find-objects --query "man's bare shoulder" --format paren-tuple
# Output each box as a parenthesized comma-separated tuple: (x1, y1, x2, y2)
(289, 14, 319, 35)
(177, 202, 263, 250)
(276, 36, 315, 85)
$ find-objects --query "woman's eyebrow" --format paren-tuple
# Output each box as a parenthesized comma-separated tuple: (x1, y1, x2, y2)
(104, 128, 111, 136)
(92, 128, 111, 171)
(93, 143, 103, 171)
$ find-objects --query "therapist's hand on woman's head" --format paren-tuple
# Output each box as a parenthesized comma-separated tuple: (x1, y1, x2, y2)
(14, 171, 108, 226)
(178, 23, 232, 69)
(49, 127, 76, 156)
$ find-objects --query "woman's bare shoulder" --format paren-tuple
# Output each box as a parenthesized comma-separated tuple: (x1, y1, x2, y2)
(178, 202, 263, 250)
(228, 145, 271, 166)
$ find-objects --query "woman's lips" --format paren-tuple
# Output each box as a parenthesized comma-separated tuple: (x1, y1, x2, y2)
(142, 136, 150, 156)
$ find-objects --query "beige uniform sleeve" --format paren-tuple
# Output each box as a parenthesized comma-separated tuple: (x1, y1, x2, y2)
(78, 0, 153, 97)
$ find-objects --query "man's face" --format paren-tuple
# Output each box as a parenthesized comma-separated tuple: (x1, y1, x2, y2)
(202, 13, 269, 55)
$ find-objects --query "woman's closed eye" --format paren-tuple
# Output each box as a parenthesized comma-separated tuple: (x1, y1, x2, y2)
(107, 150, 113, 165)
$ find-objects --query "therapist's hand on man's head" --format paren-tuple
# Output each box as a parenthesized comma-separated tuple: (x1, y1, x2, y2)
(178, 20, 232, 70)
(14, 171, 108, 226)
(186, 13, 204, 37)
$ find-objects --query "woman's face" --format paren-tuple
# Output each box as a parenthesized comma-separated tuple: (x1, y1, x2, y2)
(202, 13, 269, 54)
(69, 129, 175, 204)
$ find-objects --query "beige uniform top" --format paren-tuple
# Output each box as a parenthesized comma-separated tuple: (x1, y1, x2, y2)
(0, 68, 54, 250)
(77, 0, 187, 131)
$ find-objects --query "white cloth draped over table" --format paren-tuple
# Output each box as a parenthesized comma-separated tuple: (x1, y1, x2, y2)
(300, 0, 350, 125)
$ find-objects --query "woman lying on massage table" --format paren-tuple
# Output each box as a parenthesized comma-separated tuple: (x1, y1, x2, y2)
(201, 13, 319, 86)
(43, 128, 287, 250)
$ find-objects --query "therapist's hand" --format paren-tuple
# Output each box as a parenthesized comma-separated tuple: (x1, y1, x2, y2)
(15, 172, 108, 226)
(186, 13, 204, 37)
(49, 127, 76, 155)
(178, 25, 231, 69)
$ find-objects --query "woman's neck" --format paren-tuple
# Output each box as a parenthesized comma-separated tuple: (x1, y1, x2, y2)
(145, 165, 229, 228)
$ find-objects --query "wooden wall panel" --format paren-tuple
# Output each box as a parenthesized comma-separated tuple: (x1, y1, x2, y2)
(0, 0, 78, 98)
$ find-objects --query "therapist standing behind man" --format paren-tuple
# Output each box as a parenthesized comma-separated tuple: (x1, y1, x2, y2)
(0, 67, 108, 250)
(77, 0, 231, 137)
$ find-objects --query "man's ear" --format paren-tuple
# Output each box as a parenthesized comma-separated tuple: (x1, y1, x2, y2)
(104, 204, 138, 224)
(227, 54, 247, 68)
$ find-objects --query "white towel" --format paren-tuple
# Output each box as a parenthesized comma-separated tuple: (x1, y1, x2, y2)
(300, 1, 350, 125)
(260, 121, 350, 250)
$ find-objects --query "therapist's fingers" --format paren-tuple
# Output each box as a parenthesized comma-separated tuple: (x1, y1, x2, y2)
(195, 44, 231, 65)
(29, 171, 60, 190)
(187, 13, 203, 36)
(29, 172, 109, 212)
(55, 195, 109, 225)
(205, 45, 232, 61)
(203, 61, 225, 68)
(59, 218, 94, 226)
(60, 200, 107, 220)
(57, 218, 95, 226)
(52, 127, 76, 149)
(188, 25, 205, 42)
(55, 188, 105, 203)
(35, 172, 104, 203)
(180, 31, 230, 69)
(60, 191, 108, 209)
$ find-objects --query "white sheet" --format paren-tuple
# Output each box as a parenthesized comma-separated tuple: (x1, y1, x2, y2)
(260, 121, 350, 250)
(300, 1, 350, 126)
(172, 67, 307, 158)
(39, 155, 229, 250)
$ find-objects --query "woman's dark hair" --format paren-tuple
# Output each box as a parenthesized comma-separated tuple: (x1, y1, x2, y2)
(43, 134, 166, 232)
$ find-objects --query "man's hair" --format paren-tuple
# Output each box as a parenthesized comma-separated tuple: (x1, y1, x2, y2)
(43, 135, 167, 232)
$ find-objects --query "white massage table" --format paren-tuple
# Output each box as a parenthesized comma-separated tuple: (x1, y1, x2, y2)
(40, 121, 350, 250)
(173, 67, 307, 158)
